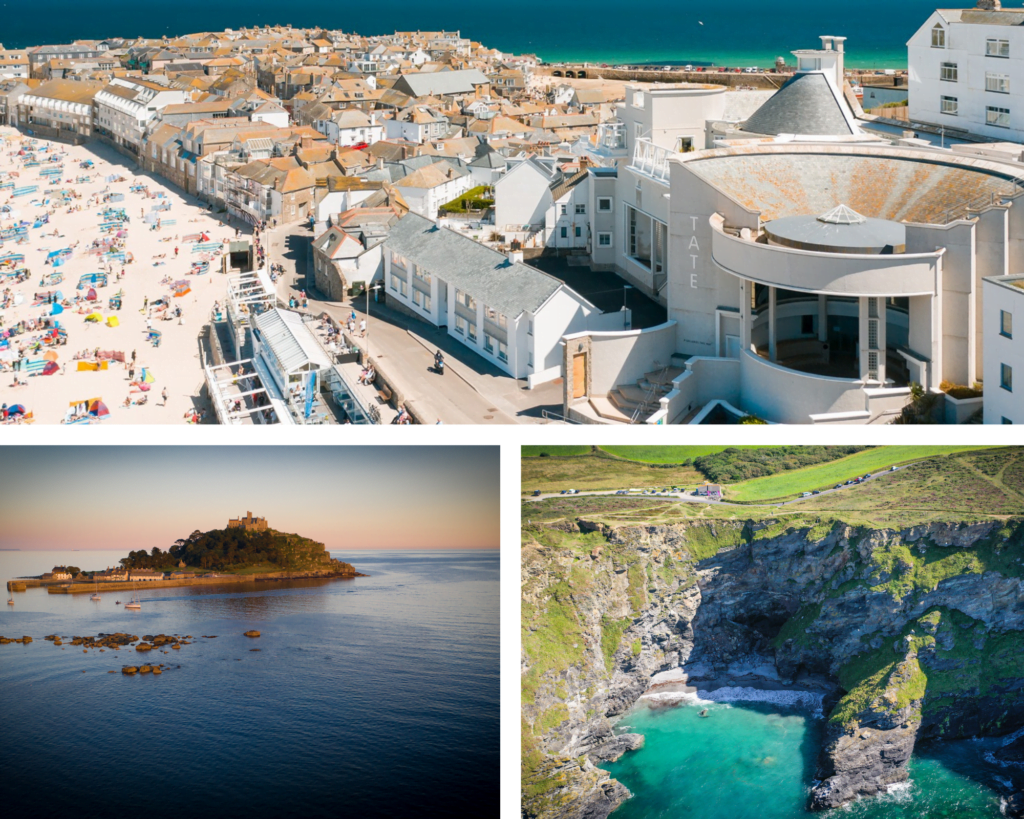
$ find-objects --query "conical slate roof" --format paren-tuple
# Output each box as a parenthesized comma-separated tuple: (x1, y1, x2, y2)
(741, 72, 852, 137)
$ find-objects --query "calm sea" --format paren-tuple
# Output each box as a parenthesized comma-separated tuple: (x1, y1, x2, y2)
(1, 0, 939, 67)
(0, 549, 498, 819)
(604, 697, 1008, 819)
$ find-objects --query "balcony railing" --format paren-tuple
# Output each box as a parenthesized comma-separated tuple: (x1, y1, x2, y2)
(628, 138, 673, 184)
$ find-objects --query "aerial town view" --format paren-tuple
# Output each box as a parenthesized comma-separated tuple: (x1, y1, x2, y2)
(522, 444, 1024, 819)
(0, 0, 1020, 424)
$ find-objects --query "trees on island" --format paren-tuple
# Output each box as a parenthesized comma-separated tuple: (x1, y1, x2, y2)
(117, 527, 323, 572)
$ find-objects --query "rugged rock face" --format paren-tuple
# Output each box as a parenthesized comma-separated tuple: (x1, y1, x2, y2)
(521, 516, 1024, 819)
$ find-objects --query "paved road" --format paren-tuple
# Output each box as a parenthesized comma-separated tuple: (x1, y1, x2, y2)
(264, 225, 563, 424)
(523, 466, 906, 508)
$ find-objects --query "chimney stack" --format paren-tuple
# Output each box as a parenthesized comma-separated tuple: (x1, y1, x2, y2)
(833, 36, 846, 87)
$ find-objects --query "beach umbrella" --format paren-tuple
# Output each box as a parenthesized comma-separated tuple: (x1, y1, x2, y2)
(88, 400, 110, 419)
(8, 404, 26, 416)
(41, 361, 59, 376)
(141, 368, 155, 383)
(51, 303, 63, 315)
(43, 350, 58, 361)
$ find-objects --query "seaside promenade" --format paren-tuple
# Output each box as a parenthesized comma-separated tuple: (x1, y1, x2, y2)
(0, 127, 238, 424)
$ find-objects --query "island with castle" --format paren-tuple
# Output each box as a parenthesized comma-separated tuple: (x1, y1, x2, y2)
(8, 513, 367, 594)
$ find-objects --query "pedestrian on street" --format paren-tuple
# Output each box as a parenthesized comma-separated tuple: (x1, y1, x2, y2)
(161, 388, 168, 406)
(360, 319, 366, 336)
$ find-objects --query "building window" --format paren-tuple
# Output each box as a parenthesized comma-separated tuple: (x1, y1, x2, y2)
(528, 351, 533, 367)
(932, 25, 945, 48)
(560, 204, 567, 215)
(575, 226, 582, 237)
(390, 276, 398, 292)
(634, 122, 643, 142)
(467, 321, 477, 342)
(527, 318, 534, 336)
(575, 203, 585, 214)
(987, 38, 1010, 58)
(560, 227, 568, 238)
(633, 90, 644, 109)
(497, 338, 507, 363)
(987, 106, 1010, 127)
(1001, 310, 1013, 338)
(455, 315, 465, 335)
(941, 96, 958, 115)
(598, 232, 612, 247)
(987, 72, 1010, 94)
(868, 351, 879, 381)
(598, 197, 612, 212)
(1002, 363, 1013, 391)
(940, 62, 957, 82)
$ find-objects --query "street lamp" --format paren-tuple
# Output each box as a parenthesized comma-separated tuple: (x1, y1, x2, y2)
(364, 282, 381, 359)
(622, 284, 633, 310)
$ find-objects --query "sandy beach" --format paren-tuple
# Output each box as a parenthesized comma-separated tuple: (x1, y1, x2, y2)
(0, 126, 243, 424)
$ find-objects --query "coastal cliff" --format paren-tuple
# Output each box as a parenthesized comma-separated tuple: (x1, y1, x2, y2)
(521, 516, 1024, 818)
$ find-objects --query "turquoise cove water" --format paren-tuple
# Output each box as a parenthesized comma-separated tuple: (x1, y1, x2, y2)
(604, 697, 1006, 819)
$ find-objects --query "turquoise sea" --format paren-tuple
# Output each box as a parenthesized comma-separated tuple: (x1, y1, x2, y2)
(0, 548, 498, 819)
(604, 696, 1009, 819)
(0, 0, 942, 67)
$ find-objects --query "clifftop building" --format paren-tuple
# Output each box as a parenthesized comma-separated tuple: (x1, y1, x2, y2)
(228, 511, 269, 532)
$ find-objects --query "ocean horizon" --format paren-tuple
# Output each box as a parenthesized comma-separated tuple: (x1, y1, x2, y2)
(0, 0, 944, 67)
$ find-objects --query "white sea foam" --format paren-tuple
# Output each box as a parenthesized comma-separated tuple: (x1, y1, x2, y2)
(640, 685, 824, 716)
(1001, 725, 1024, 746)
(985, 751, 1024, 769)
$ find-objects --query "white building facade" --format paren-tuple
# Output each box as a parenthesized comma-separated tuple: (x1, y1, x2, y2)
(909, 3, 1024, 142)
(983, 273, 1023, 423)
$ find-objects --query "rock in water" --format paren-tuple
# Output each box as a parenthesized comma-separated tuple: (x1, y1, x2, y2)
(122, 666, 138, 675)
(244, 630, 260, 638)
(589, 733, 645, 763)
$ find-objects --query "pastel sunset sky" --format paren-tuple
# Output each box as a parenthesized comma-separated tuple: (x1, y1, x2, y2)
(0, 446, 499, 550)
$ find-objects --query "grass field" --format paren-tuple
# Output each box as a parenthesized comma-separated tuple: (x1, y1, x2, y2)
(521, 446, 594, 458)
(521, 455, 703, 495)
(598, 446, 752, 463)
(727, 446, 991, 502)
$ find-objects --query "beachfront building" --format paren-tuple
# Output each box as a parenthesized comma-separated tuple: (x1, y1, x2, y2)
(908, 0, 1024, 142)
(983, 273, 1023, 423)
(26, 44, 105, 78)
(494, 157, 591, 249)
(557, 37, 1024, 424)
(13, 79, 104, 143)
(312, 206, 401, 299)
(129, 569, 165, 582)
(51, 567, 73, 581)
(383, 212, 625, 384)
(94, 78, 188, 156)
(95, 568, 129, 582)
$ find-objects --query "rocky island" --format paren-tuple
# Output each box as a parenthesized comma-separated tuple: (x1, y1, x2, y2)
(8, 513, 367, 594)
(521, 446, 1024, 818)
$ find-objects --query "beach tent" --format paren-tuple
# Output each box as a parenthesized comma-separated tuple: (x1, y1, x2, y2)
(86, 288, 97, 301)
(106, 316, 119, 328)
(43, 350, 58, 362)
(88, 400, 110, 419)
(51, 303, 63, 315)
(7, 404, 26, 416)
(85, 312, 103, 322)
(140, 368, 155, 383)
(41, 361, 59, 376)
(173, 281, 191, 297)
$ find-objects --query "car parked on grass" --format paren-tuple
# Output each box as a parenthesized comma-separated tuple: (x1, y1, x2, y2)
(834, 484, 843, 489)
(533, 490, 542, 496)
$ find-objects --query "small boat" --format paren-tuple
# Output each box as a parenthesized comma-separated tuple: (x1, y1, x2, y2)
(124, 581, 141, 610)
(91, 579, 101, 601)
(115, 601, 121, 605)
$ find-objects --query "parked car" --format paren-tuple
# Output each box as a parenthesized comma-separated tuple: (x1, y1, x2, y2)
(560, 490, 568, 495)
(533, 490, 542, 496)
(834, 484, 843, 489)
(684, 64, 693, 71)
(812, 490, 821, 495)
(801, 491, 813, 497)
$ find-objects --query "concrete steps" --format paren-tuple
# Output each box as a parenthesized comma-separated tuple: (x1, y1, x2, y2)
(589, 395, 633, 423)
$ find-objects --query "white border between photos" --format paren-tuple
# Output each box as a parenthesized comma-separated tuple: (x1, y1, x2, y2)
(2, 421, 1022, 819)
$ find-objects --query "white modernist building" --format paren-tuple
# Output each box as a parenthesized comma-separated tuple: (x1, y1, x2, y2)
(562, 36, 1024, 425)
(909, 0, 1024, 142)
(383, 212, 624, 384)
(983, 273, 1022, 423)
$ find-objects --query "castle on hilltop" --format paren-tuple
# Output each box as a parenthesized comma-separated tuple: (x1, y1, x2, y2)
(227, 512, 268, 532)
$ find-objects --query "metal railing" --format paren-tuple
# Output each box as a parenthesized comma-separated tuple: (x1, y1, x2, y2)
(628, 138, 673, 184)
(940, 182, 1024, 225)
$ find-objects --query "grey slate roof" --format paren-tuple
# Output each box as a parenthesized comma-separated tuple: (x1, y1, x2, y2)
(392, 68, 490, 98)
(385, 212, 577, 318)
(741, 72, 852, 137)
